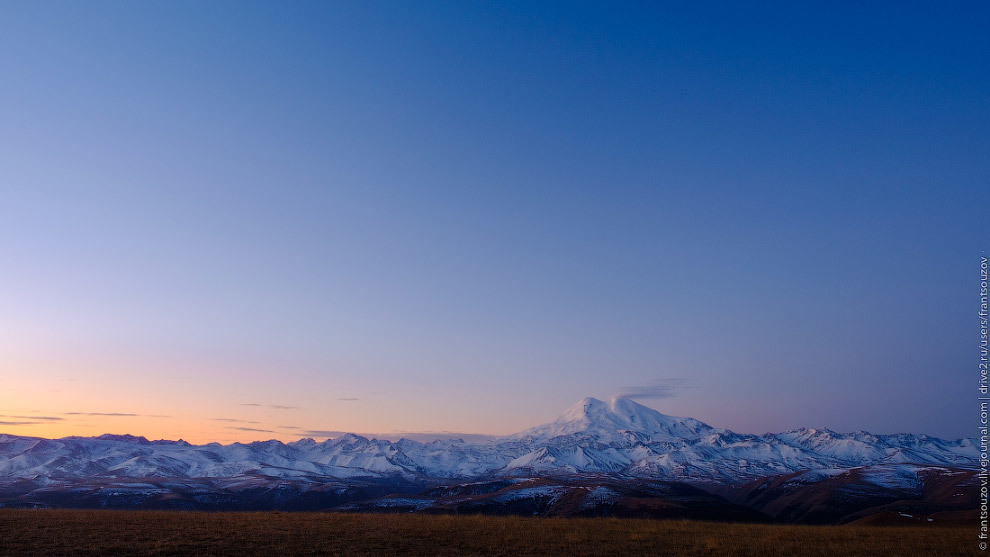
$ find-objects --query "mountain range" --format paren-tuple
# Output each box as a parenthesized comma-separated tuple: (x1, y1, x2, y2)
(0, 397, 978, 523)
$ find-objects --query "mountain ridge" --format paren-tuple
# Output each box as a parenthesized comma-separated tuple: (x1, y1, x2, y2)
(0, 397, 975, 485)
(0, 397, 978, 522)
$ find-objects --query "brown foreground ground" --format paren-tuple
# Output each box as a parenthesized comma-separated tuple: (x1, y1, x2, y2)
(0, 509, 976, 556)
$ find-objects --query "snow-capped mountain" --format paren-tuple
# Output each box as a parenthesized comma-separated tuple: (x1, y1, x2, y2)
(511, 397, 713, 444)
(0, 397, 976, 486)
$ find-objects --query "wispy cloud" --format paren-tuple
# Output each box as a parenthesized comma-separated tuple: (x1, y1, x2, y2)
(0, 415, 63, 421)
(212, 418, 260, 424)
(228, 426, 277, 433)
(240, 403, 299, 410)
(302, 430, 348, 438)
(62, 412, 170, 418)
(278, 425, 301, 429)
(64, 412, 139, 417)
(617, 378, 692, 400)
(0, 420, 42, 426)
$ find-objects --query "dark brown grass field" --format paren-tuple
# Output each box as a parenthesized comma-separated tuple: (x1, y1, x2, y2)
(0, 509, 975, 556)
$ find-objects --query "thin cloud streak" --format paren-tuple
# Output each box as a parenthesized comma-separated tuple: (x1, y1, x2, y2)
(617, 379, 693, 401)
(64, 412, 139, 417)
(61, 412, 170, 418)
(302, 430, 348, 438)
(0, 415, 63, 421)
(212, 418, 261, 424)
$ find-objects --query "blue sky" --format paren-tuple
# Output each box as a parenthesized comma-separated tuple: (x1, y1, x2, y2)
(0, 2, 987, 441)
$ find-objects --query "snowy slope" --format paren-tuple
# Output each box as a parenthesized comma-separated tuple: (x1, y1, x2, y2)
(0, 397, 977, 486)
(511, 397, 713, 444)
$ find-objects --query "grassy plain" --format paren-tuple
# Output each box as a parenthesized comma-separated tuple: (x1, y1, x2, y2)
(0, 509, 974, 556)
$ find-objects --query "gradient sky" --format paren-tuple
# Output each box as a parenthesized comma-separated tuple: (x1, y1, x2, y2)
(1, 2, 987, 443)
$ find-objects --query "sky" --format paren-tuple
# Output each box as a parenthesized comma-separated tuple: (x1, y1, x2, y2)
(1, 2, 987, 443)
